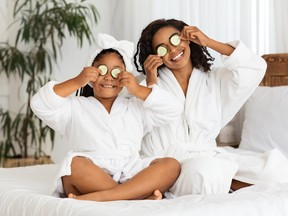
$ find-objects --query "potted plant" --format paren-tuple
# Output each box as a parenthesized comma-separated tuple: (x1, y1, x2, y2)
(0, 0, 99, 167)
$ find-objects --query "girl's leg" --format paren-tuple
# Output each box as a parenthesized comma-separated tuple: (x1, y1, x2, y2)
(69, 157, 180, 201)
(62, 156, 118, 196)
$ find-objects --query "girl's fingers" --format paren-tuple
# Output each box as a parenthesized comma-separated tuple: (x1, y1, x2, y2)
(118, 71, 131, 79)
(119, 76, 136, 87)
(80, 67, 99, 84)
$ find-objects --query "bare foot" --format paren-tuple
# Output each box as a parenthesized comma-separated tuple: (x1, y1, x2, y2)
(68, 193, 77, 199)
(146, 190, 163, 200)
(68, 190, 163, 201)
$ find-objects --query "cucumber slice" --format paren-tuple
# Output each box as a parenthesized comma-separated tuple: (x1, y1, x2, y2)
(98, 65, 108, 76)
(111, 68, 122, 78)
(170, 34, 181, 46)
(157, 45, 168, 57)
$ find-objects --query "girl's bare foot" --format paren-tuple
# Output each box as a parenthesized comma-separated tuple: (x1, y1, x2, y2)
(147, 190, 163, 200)
(68, 193, 77, 199)
(68, 190, 163, 201)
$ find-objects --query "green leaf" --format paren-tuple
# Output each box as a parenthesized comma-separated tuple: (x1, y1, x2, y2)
(0, 0, 100, 161)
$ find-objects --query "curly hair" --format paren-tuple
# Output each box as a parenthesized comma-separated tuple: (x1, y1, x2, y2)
(134, 19, 214, 74)
(77, 49, 124, 97)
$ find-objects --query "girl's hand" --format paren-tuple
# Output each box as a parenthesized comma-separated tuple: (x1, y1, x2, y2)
(143, 54, 163, 86)
(180, 26, 211, 47)
(74, 66, 100, 87)
(118, 71, 139, 95)
(54, 67, 99, 98)
(118, 71, 152, 100)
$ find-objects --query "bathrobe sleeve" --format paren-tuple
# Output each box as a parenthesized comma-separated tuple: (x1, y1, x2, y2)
(30, 81, 72, 135)
(214, 41, 267, 127)
(140, 85, 183, 135)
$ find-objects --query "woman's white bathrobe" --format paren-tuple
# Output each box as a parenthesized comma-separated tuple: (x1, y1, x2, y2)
(30, 81, 182, 196)
(141, 41, 288, 196)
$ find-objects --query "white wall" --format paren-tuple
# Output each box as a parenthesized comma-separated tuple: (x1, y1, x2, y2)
(0, 0, 114, 162)
(49, 0, 115, 163)
(54, 0, 113, 82)
(1, 0, 288, 163)
(0, 0, 10, 111)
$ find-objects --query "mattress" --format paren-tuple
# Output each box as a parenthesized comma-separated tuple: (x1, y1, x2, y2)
(0, 164, 288, 216)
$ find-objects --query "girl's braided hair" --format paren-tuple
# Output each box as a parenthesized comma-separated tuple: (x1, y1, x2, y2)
(134, 19, 214, 74)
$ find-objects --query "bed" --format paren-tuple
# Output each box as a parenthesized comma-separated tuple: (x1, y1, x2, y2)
(1, 53, 288, 216)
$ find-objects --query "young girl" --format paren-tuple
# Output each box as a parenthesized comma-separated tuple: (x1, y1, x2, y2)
(30, 33, 182, 201)
(134, 19, 288, 196)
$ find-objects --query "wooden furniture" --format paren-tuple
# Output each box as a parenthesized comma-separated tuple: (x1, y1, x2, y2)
(261, 53, 288, 86)
(217, 53, 288, 147)
(3, 156, 53, 168)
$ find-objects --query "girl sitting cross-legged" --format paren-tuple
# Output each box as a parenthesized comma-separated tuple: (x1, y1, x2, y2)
(30, 33, 182, 202)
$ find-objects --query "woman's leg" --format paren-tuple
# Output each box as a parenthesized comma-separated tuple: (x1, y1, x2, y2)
(69, 157, 181, 201)
(169, 157, 238, 196)
(230, 179, 252, 191)
(62, 156, 118, 196)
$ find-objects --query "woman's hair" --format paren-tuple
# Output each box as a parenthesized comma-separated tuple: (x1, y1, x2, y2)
(77, 49, 125, 97)
(134, 19, 214, 74)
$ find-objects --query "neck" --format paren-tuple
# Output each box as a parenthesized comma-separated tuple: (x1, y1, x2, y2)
(96, 97, 117, 113)
(171, 62, 193, 96)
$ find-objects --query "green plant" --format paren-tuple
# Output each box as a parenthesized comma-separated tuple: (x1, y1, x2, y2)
(0, 0, 99, 162)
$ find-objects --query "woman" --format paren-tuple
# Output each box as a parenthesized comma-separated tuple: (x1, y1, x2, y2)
(134, 18, 288, 196)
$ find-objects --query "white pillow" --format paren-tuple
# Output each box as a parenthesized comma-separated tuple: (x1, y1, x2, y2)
(239, 86, 288, 158)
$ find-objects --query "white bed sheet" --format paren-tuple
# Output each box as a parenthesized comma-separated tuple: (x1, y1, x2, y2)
(0, 164, 288, 216)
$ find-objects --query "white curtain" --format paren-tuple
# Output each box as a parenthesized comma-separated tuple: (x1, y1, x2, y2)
(109, 0, 288, 62)
(268, 0, 288, 53)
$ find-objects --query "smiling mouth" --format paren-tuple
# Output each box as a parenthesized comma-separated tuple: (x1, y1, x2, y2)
(172, 51, 184, 61)
(101, 84, 116, 88)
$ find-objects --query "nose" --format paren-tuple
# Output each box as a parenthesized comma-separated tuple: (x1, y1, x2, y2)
(104, 71, 114, 80)
(168, 44, 177, 54)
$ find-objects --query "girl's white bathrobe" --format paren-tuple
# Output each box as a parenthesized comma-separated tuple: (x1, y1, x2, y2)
(30, 81, 182, 196)
(141, 41, 288, 196)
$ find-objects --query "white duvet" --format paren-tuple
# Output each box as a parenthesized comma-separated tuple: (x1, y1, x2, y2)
(0, 164, 288, 216)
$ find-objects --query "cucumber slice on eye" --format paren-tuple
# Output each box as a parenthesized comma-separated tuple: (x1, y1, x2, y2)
(170, 34, 181, 46)
(98, 65, 108, 76)
(157, 46, 168, 57)
(111, 68, 122, 78)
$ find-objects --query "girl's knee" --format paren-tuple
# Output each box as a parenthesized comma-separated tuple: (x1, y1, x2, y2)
(156, 157, 181, 174)
(70, 156, 92, 175)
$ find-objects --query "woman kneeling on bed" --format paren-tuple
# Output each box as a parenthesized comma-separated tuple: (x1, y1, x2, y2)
(30, 33, 182, 201)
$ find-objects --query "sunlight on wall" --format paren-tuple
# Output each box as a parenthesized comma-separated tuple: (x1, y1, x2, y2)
(1, 0, 287, 162)
(250, 0, 270, 55)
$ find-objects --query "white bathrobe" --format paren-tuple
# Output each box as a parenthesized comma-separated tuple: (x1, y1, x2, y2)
(30, 81, 182, 196)
(141, 41, 288, 196)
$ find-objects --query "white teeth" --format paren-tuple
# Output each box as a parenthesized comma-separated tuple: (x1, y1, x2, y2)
(173, 52, 183, 61)
(103, 84, 113, 88)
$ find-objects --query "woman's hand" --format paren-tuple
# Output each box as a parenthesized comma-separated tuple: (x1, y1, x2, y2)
(180, 26, 211, 47)
(74, 66, 100, 87)
(181, 26, 235, 56)
(143, 54, 163, 86)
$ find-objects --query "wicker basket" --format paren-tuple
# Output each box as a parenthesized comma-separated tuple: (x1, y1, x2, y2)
(3, 156, 53, 168)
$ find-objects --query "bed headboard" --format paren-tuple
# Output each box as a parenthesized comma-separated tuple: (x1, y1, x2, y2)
(218, 53, 288, 147)
(261, 53, 288, 86)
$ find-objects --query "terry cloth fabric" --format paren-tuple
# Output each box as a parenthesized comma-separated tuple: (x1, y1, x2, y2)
(86, 33, 134, 71)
